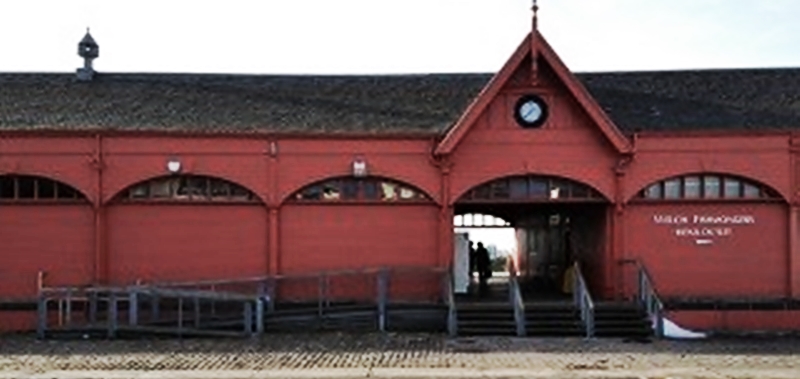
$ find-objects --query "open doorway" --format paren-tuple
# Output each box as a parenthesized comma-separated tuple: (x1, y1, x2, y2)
(453, 213, 516, 297)
(453, 175, 610, 302)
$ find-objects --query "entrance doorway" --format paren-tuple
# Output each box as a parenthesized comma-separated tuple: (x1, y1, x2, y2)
(453, 175, 610, 301)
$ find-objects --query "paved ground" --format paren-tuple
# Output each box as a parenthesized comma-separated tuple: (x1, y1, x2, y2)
(1, 332, 799, 378)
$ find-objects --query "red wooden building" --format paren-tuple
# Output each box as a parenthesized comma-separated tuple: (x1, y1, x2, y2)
(2, 13, 800, 334)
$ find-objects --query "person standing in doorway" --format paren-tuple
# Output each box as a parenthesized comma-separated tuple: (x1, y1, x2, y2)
(468, 241, 477, 282)
(476, 242, 490, 296)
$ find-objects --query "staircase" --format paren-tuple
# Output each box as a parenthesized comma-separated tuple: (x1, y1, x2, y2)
(455, 301, 517, 336)
(593, 302, 652, 338)
(524, 301, 583, 337)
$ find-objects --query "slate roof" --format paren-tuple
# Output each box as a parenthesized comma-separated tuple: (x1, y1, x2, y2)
(2, 68, 800, 135)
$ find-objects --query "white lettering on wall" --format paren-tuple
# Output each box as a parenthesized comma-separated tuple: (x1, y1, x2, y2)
(652, 213, 755, 242)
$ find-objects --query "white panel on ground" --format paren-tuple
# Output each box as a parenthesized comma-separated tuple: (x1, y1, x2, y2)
(660, 317, 707, 339)
(453, 233, 470, 293)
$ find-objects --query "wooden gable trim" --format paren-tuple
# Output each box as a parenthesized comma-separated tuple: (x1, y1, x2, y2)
(435, 33, 633, 155)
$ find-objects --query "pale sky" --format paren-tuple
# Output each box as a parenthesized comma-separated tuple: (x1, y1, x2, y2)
(2, 0, 800, 75)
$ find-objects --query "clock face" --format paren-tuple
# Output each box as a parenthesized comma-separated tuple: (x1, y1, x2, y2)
(514, 95, 548, 128)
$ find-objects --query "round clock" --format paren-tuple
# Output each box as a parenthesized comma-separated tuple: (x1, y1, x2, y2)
(514, 94, 548, 128)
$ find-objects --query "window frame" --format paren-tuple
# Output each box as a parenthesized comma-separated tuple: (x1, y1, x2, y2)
(458, 176, 604, 203)
(0, 175, 86, 204)
(117, 175, 258, 204)
(291, 177, 432, 204)
(636, 174, 779, 202)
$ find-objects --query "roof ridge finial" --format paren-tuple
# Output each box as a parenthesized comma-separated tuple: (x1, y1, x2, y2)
(530, 0, 539, 85)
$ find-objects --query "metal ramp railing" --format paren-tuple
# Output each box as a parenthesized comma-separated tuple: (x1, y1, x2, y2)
(35, 266, 450, 339)
(573, 262, 595, 339)
(37, 285, 263, 339)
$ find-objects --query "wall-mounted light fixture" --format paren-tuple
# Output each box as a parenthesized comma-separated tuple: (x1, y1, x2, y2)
(269, 141, 278, 157)
(352, 157, 367, 178)
(166, 159, 182, 174)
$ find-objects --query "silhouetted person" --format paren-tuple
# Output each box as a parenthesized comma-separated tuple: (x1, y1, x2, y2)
(468, 241, 477, 280)
(475, 242, 490, 296)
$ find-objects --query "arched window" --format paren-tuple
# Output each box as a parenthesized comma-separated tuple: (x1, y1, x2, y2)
(459, 175, 603, 203)
(117, 175, 258, 202)
(0, 175, 86, 202)
(637, 174, 779, 201)
(291, 177, 431, 203)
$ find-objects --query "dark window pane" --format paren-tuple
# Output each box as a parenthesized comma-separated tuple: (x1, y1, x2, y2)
(0, 177, 15, 199)
(663, 179, 680, 199)
(363, 181, 379, 200)
(210, 180, 230, 199)
(18, 177, 35, 199)
(683, 176, 700, 198)
(187, 177, 208, 199)
(643, 183, 661, 199)
(703, 176, 720, 198)
(491, 180, 510, 199)
(56, 183, 78, 199)
(231, 184, 251, 200)
(299, 185, 321, 200)
(129, 183, 149, 199)
(571, 183, 589, 198)
(529, 178, 548, 198)
(509, 178, 527, 199)
(38, 178, 56, 199)
(150, 178, 174, 198)
(474, 185, 491, 199)
(724, 177, 741, 198)
(743, 183, 760, 198)
(342, 180, 358, 200)
(175, 177, 191, 199)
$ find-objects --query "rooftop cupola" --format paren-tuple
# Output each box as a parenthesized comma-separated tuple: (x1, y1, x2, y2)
(76, 28, 99, 81)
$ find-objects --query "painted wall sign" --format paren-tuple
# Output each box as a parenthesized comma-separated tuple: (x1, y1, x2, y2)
(652, 214, 756, 244)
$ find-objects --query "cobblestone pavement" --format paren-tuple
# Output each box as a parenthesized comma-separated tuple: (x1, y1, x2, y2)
(0, 332, 799, 378)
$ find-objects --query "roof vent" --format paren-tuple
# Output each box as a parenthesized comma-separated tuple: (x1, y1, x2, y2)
(76, 28, 99, 82)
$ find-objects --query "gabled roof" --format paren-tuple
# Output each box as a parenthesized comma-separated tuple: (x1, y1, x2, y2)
(3, 68, 800, 136)
(434, 32, 632, 155)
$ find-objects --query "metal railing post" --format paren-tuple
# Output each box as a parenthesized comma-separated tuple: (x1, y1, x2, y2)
(107, 292, 118, 339)
(36, 295, 47, 339)
(177, 297, 184, 339)
(255, 298, 264, 335)
(377, 269, 388, 332)
(244, 301, 253, 336)
(129, 289, 138, 326)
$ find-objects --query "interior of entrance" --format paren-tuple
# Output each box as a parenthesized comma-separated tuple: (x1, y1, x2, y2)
(454, 203, 608, 301)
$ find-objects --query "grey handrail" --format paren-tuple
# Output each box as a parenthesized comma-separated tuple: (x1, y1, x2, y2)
(508, 270, 526, 336)
(443, 271, 457, 337)
(572, 262, 594, 339)
(636, 262, 664, 338)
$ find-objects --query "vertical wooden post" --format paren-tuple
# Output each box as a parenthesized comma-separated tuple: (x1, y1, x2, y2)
(177, 297, 184, 338)
(89, 291, 98, 324)
(193, 296, 201, 328)
(150, 294, 160, 322)
(438, 163, 453, 269)
(243, 301, 253, 336)
(255, 299, 264, 335)
(377, 269, 388, 332)
(65, 289, 72, 326)
(36, 296, 47, 339)
(107, 292, 118, 339)
(128, 290, 138, 326)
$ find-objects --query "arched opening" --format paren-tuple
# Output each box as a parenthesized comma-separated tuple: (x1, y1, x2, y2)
(454, 175, 610, 301)
(0, 175, 93, 304)
(107, 175, 266, 285)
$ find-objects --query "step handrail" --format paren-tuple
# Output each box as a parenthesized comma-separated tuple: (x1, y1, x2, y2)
(508, 269, 526, 337)
(636, 261, 665, 338)
(443, 270, 457, 337)
(572, 262, 594, 339)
